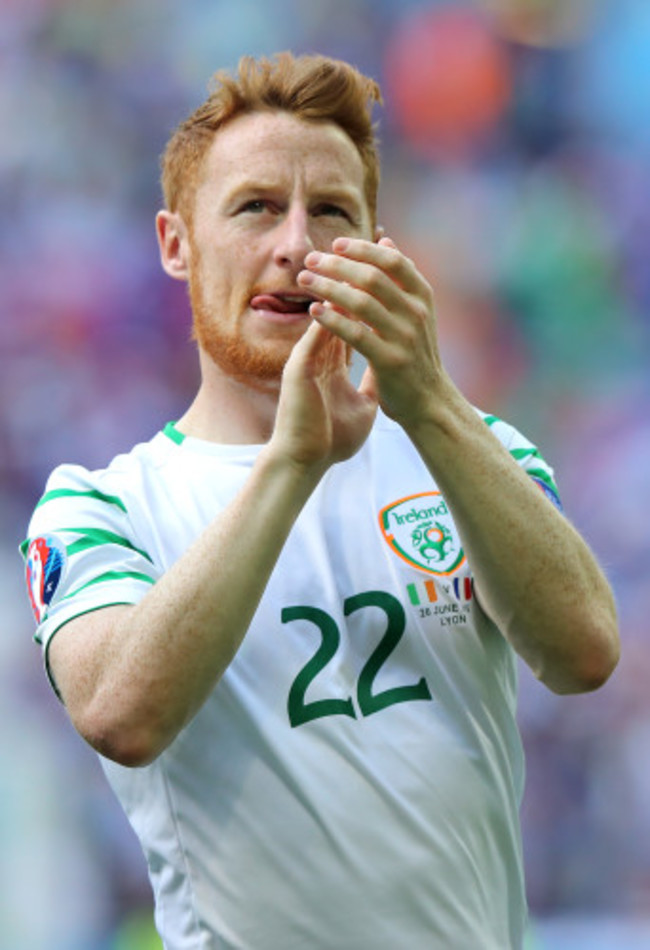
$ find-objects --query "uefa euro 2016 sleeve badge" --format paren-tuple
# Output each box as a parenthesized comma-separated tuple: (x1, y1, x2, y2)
(25, 535, 67, 624)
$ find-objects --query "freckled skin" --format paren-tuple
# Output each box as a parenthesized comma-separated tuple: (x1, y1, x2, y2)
(167, 111, 374, 386)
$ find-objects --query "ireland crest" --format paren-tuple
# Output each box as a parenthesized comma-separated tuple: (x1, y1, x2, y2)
(378, 492, 465, 575)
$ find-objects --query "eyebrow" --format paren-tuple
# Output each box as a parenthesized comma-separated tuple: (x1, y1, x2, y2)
(223, 180, 365, 210)
(312, 185, 365, 207)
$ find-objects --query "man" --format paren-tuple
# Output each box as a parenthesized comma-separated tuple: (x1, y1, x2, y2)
(22, 53, 619, 949)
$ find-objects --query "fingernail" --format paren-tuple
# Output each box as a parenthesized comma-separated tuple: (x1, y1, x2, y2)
(298, 269, 315, 285)
(332, 238, 349, 252)
(304, 251, 322, 267)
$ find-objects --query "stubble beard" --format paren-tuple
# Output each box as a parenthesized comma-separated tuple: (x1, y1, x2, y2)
(188, 258, 296, 392)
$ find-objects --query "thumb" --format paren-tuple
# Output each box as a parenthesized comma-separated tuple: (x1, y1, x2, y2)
(283, 321, 329, 378)
(358, 363, 379, 404)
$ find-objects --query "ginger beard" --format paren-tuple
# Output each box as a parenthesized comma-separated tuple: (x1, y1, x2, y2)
(187, 237, 303, 389)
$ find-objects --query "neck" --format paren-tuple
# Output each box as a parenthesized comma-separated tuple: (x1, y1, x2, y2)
(176, 358, 281, 445)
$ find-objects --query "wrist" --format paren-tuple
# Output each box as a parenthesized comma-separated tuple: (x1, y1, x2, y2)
(257, 442, 328, 499)
(399, 375, 469, 447)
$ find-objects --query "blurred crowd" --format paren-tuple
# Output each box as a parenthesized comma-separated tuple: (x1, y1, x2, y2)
(2, 0, 650, 947)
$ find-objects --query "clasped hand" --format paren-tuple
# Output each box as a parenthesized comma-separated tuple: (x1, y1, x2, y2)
(299, 236, 442, 424)
(270, 237, 442, 473)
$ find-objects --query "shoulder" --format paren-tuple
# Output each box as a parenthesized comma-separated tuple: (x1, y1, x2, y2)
(477, 407, 548, 458)
(21, 431, 172, 635)
(478, 409, 563, 508)
(370, 407, 561, 505)
(33, 429, 174, 514)
(22, 429, 177, 568)
(475, 409, 529, 449)
(371, 406, 540, 456)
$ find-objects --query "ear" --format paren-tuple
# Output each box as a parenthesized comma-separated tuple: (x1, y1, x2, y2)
(156, 210, 191, 281)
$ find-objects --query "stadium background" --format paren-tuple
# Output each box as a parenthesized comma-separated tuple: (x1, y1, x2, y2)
(2, 0, 650, 947)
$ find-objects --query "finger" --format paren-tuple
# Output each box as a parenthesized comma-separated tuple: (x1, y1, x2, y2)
(288, 318, 324, 358)
(294, 319, 352, 377)
(298, 255, 405, 330)
(283, 320, 327, 377)
(329, 237, 424, 295)
(357, 363, 379, 403)
(299, 274, 393, 336)
(309, 301, 386, 366)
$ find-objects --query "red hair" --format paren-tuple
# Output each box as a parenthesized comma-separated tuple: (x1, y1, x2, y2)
(160, 52, 382, 225)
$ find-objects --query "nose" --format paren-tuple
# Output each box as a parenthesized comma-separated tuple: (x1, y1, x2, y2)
(272, 205, 314, 269)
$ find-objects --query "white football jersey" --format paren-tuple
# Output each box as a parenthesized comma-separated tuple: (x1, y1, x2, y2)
(22, 410, 561, 950)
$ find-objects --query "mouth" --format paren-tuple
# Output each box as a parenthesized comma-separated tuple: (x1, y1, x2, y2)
(250, 292, 316, 321)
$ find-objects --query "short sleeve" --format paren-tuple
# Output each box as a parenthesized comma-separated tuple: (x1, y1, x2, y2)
(20, 463, 161, 659)
(481, 412, 563, 511)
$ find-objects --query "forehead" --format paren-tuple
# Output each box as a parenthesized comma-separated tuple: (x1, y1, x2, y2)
(197, 111, 367, 198)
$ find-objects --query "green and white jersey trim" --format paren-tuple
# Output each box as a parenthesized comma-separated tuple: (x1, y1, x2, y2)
(22, 411, 559, 650)
(482, 411, 562, 507)
(22, 455, 160, 653)
(21, 408, 559, 950)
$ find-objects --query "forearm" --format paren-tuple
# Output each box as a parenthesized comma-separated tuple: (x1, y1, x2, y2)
(406, 381, 619, 694)
(52, 324, 378, 765)
(55, 447, 323, 764)
(298, 236, 619, 693)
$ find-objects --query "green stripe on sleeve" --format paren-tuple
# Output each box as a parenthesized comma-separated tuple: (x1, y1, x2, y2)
(62, 570, 156, 601)
(481, 417, 559, 494)
(62, 528, 153, 563)
(526, 467, 558, 493)
(510, 446, 543, 463)
(36, 488, 128, 512)
(508, 447, 559, 493)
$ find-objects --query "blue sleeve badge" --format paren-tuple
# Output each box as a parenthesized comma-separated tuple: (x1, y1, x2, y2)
(25, 535, 67, 624)
(530, 476, 563, 512)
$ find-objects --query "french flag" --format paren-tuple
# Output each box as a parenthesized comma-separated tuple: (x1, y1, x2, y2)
(453, 577, 473, 601)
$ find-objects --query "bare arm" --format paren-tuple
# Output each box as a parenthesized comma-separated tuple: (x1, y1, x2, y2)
(298, 237, 620, 695)
(49, 326, 377, 766)
(405, 392, 619, 694)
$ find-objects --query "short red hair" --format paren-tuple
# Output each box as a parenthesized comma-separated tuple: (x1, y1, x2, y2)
(160, 52, 382, 226)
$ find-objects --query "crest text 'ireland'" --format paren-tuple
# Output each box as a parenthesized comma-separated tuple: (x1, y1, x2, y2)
(378, 492, 465, 575)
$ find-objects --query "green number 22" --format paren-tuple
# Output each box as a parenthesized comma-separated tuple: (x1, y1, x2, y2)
(282, 590, 432, 728)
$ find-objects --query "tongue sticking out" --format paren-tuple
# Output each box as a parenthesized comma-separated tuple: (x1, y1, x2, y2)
(251, 294, 312, 315)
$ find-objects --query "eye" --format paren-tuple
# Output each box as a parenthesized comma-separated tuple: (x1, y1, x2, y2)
(240, 199, 269, 214)
(314, 203, 351, 220)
